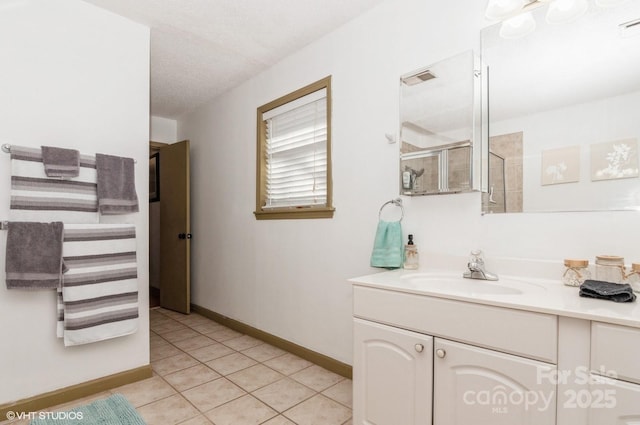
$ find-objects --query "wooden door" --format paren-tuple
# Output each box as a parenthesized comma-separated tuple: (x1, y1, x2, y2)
(434, 338, 556, 425)
(159, 140, 191, 314)
(353, 318, 433, 425)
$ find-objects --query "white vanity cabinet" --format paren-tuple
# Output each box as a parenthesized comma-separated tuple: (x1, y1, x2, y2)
(587, 322, 640, 424)
(587, 376, 640, 424)
(353, 318, 433, 425)
(351, 271, 640, 425)
(352, 285, 558, 425)
(434, 338, 556, 425)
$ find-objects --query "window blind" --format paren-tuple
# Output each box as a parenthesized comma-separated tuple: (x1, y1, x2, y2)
(263, 89, 327, 209)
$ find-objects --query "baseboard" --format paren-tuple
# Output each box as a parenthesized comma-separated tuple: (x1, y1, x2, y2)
(0, 365, 152, 419)
(191, 304, 353, 379)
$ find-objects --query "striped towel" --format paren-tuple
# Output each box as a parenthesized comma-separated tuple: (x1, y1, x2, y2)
(10, 145, 99, 223)
(57, 224, 139, 346)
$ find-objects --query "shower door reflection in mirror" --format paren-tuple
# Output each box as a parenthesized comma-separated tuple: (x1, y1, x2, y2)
(400, 50, 481, 196)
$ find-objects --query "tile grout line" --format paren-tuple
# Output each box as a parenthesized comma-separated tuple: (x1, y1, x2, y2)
(150, 309, 353, 424)
(152, 313, 263, 423)
(3, 310, 348, 425)
(152, 319, 293, 421)
(148, 326, 223, 424)
(153, 321, 322, 411)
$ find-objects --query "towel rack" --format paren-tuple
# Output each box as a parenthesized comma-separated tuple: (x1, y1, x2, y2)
(2, 143, 137, 163)
(378, 198, 404, 221)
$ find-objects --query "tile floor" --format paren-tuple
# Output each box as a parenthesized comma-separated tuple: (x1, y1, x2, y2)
(2, 308, 352, 425)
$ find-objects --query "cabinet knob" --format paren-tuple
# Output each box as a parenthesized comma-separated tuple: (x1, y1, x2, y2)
(414, 344, 424, 353)
(436, 348, 446, 358)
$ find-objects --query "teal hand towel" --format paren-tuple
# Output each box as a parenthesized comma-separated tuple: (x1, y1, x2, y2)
(370, 220, 403, 269)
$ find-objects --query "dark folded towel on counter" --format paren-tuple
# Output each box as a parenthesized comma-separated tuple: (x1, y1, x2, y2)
(96, 153, 139, 215)
(579, 279, 636, 303)
(41, 146, 80, 178)
(5, 221, 64, 289)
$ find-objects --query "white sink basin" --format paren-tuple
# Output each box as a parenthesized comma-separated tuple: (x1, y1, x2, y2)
(399, 273, 545, 296)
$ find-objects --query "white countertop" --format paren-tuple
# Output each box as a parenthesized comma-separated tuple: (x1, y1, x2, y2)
(349, 269, 640, 329)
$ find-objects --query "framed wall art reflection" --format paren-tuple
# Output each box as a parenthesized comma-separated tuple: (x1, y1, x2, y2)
(541, 146, 580, 186)
(591, 138, 639, 182)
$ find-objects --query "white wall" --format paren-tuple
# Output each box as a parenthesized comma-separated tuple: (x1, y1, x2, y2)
(178, 0, 640, 365)
(0, 0, 150, 404)
(491, 91, 640, 212)
(151, 116, 178, 143)
(178, 0, 486, 365)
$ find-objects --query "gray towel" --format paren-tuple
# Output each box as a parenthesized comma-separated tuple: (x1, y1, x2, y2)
(5, 222, 64, 289)
(96, 153, 139, 215)
(579, 279, 636, 303)
(41, 146, 80, 178)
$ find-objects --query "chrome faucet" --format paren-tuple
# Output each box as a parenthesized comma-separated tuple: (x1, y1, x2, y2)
(463, 250, 499, 281)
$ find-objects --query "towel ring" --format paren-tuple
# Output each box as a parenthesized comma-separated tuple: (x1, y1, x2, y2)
(378, 198, 404, 221)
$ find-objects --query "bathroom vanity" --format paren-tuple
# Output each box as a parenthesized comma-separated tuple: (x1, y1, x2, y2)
(349, 270, 640, 425)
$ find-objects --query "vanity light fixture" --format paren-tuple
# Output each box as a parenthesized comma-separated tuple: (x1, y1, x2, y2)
(500, 11, 537, 38)
(487, 0, 629, 38)
(619, 17, 640, 37)
(596, 0, 629, 7)
(485, 0, 553, 40)
(0, 0, 29, 11)
(485, 0, 526, 20)
(545, 0, 589, 24)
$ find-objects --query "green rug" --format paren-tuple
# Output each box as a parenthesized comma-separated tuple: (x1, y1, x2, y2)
(30, 394, 145, 425)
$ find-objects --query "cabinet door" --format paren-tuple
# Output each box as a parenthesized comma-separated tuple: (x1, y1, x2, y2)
(588, 375, 640, 424)
(353, 318, 433, 425)
(434, 338, 556, 425)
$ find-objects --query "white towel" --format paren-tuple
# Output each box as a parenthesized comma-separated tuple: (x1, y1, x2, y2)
(58, 224, 138, 346)
(10, 145, 99, 224)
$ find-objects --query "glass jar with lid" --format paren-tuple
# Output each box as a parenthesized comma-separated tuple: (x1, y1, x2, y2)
(595, 255, 625, 284)
(562, 259, 591, 287)
(626, 263, 640, 293)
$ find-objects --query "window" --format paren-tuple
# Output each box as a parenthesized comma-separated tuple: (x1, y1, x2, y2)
(254, 76, 334, 220)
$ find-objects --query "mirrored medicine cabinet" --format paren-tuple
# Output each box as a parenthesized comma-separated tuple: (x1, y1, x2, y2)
(481, 1, 640, 214)
(399, 50, 483, 196)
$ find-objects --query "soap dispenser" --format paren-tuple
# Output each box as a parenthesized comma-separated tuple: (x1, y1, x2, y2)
(403, 234, 419, 270)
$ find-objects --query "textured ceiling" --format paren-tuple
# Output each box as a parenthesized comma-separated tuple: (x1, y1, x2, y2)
(81, 0, 386, 119)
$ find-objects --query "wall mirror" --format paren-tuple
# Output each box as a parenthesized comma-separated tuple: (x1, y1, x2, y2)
(399, 50, 482, 196)
(482, 1, 640, 214)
